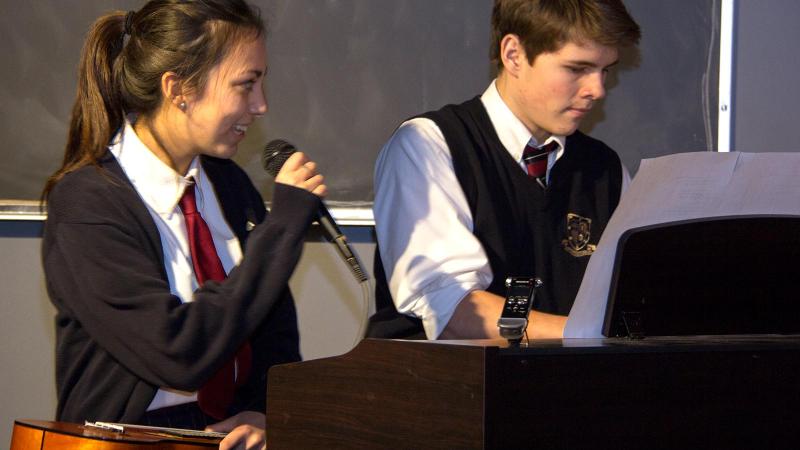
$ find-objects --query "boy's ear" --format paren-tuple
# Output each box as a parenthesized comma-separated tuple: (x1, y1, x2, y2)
(499, 34, 528, 77)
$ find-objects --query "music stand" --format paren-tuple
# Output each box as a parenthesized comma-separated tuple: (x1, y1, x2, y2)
(603, 215, 800, 338)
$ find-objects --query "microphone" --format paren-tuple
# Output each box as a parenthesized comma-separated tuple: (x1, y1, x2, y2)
(263, 139, 368, 283)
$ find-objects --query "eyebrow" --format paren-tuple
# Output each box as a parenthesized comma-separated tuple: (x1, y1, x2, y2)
(235, 66, 267, 79)
(565, 59, 620, 69)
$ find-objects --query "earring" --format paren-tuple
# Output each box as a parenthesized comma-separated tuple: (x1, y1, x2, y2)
(179, 101, 187, 111)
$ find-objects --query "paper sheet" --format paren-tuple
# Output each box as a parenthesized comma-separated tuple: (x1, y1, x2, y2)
(564, 152, 800, 338)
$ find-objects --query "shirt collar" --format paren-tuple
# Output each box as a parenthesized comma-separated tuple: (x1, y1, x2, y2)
(480, 79, 566, 163)
(109, 118, 203, 216)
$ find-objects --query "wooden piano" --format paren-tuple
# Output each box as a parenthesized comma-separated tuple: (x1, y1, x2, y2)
(266, 336, 800, 448)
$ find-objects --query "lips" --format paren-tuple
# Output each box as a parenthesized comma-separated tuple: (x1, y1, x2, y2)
(567, 107, 592, 119)
(233, 124, 248, 135)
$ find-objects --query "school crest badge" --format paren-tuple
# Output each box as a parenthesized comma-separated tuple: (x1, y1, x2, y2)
(561, 213, 596, 257)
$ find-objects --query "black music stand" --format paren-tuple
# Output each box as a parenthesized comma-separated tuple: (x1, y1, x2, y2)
(603, 215, 800, 338)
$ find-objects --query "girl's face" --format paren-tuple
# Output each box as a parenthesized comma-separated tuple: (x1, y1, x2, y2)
(182, 36, 268, 161)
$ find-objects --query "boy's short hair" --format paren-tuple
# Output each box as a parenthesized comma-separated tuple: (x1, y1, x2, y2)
(490, 0, 641, 71)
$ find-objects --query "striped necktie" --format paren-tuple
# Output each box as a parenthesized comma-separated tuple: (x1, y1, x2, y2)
(522, 140, 559, 184)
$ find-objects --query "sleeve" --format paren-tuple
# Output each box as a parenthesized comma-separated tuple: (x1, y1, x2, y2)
(373, 118, 493, 339)
(44, 178, 318, 391)
(620, 160, 632, 193)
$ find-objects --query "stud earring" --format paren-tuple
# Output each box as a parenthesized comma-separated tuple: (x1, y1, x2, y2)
(179, 101, 187, 111)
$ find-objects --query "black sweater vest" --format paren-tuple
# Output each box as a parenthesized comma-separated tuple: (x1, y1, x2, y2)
(368, 97, 622, 338)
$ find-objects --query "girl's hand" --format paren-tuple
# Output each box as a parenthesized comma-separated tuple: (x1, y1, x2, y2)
(206, 411, 266, 450)
(274, 151, 327, 197)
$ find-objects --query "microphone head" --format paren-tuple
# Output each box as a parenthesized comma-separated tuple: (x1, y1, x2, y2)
(262, 139, 297, 176)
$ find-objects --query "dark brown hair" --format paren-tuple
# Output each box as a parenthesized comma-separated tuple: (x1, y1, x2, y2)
(42, 0, 264, 202)
(490, 0, 641, 71)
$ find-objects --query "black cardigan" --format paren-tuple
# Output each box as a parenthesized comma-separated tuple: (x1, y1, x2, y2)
(42, 151, 320, 423)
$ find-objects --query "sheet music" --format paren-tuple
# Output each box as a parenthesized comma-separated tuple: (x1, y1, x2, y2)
(564, 152, 800, 338)
(85, 421, 227, 439)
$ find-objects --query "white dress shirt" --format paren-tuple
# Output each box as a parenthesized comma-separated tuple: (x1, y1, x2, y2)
(373, 80, 630, 339)
(110, 119, 243, 410)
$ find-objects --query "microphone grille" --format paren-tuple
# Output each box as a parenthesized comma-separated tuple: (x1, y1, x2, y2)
(262, 139, 297, 176)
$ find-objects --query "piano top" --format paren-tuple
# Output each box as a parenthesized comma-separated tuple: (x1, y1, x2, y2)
(381, 334, 800, 356)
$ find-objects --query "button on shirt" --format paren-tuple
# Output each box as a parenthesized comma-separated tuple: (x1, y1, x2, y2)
(373, 80, 630, 339)
(109, 119, 243, 410)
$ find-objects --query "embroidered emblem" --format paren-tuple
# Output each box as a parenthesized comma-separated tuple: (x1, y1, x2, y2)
(245, 221, 256, 232)
(561, 213, 596, 257)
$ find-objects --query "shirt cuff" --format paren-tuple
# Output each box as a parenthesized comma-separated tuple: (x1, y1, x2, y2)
(398, 272, 490, 339)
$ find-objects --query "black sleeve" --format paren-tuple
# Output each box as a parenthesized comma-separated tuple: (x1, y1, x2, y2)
(44, 175, 319, 391)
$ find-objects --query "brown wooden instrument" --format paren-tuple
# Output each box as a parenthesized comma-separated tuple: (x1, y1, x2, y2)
(10, 419, 221, 449)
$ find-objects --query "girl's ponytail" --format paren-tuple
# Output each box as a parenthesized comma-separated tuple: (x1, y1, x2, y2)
(42, 11, 126, 202)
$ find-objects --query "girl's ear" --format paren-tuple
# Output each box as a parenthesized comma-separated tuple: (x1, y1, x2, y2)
(161, 71, 187, 111)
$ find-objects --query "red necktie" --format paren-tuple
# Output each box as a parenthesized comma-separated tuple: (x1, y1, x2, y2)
(179, 180, 252, 420)
(522, 140, 559, 181)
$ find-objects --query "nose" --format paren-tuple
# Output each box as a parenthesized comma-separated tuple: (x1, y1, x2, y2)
(582, 71, 606, 101)
(250, 86, 268, 116)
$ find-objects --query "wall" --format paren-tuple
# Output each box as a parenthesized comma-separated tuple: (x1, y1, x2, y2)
(0, 224, 54, 445)
(731, 0, 800, 152)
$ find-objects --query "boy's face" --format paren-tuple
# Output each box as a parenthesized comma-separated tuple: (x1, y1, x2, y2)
(502, 39, 618, 143)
